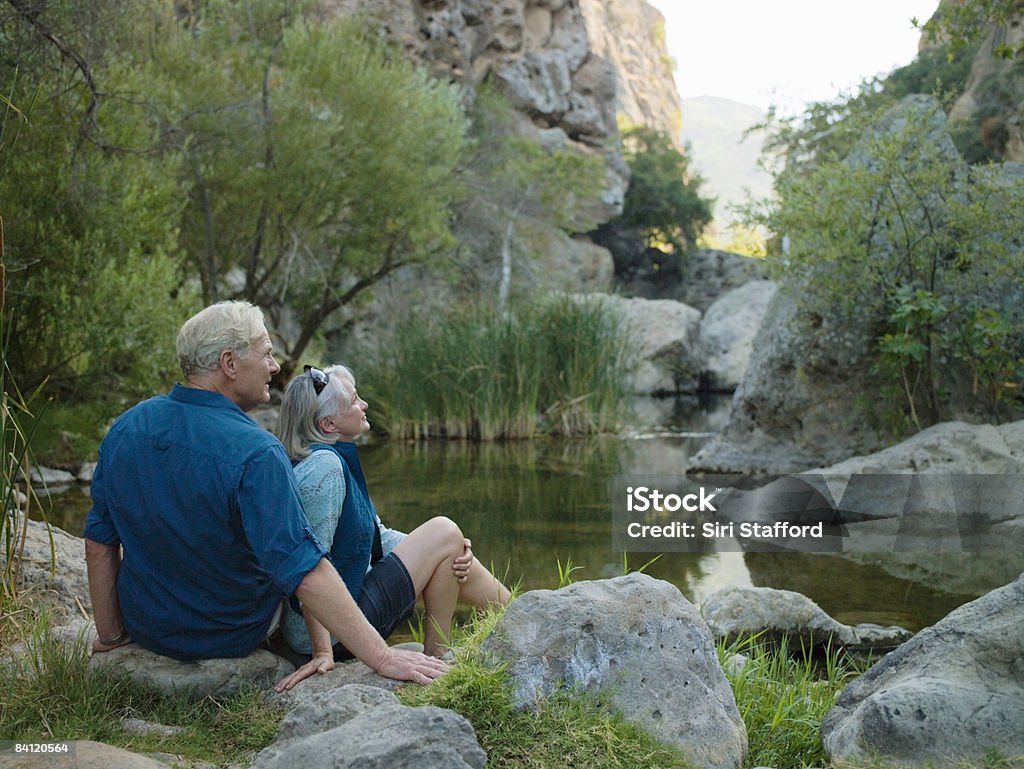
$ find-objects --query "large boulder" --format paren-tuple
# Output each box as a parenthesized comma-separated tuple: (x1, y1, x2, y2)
(821, 573, 1024, 767)
(481, 573, 747, 769)
(591, 294, 703, 394)
(251, 697, 486, 769)
(699, 279, 777, 391)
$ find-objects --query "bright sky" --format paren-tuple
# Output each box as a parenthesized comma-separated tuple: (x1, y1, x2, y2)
(648, 1, 942, 116)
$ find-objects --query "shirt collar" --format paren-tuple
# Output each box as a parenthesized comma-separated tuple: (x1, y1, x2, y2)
(169, 382, 249, 418)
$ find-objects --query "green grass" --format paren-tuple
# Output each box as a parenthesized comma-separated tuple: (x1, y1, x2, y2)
(361, 294, 636, 440)
(0, 599, 284, 767)
(717, 633, 862, 769)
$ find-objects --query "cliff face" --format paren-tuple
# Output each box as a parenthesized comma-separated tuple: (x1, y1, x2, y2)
(926, 1, 1024, 162)
(321, 0, 683, 220)
(578, 0, 682, 140)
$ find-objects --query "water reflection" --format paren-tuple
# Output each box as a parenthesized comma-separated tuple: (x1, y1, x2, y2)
(35, 395, 1022, 633)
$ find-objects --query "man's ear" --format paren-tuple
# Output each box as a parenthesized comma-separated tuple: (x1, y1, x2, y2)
(219, 349, 237, 379)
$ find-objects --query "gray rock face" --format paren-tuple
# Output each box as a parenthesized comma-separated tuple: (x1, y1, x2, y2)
(590, 294, 702, 394)
(252, 701, 486, 769)
(699, 280, 777, 391)
(481, 573, 747, 769)
(821, 573, 1024, 767)
(702, 586, 910, 655)
(679, 249, 768, 313)
(88, 643, 295, 700)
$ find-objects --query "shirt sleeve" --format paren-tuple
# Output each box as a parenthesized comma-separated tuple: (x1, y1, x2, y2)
(237, 444, 327, 597)
(83, 447, 120, 545)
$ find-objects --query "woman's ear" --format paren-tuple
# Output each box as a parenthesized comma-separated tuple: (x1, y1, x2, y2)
(318, 415, 336, 434)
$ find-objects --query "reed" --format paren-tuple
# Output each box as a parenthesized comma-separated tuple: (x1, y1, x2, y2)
(363, 294, 635, 440)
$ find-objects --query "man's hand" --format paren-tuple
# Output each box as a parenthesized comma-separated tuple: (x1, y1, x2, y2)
(374, 646, 449, 684)
(453, 538, 473, 583)
(274, 653, 336, 692)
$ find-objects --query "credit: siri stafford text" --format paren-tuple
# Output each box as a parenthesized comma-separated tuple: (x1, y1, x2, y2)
(625, 520, 823, 539)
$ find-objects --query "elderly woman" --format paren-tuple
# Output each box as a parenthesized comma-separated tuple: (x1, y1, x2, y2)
(274, 363, 510, 689)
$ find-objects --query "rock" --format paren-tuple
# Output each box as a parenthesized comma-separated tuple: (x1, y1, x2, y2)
(30, 466, 77, 486)
(679, 249, 768, 313)
(121, 718, 185, 737)
(587, 294, 703, 394)
(89, 643, 295, 700)
(578, 0, 682, 144)
(701, 586, 910, 655)
(699, 280, 777, 391)
(264, 644, 422, 711)
(0, 741, 169, 769)
(821, 573, 1024, 766)
(481, 573, 747, 769)
(271, 685, 398, 744)
(689, 286, 883, 474)
(250, 702, 486, 769)
(76, 462, 97, 483)
(1, 519, 92, 620)
(814, 420, 1024, 475)
(530, 231, 614, 293)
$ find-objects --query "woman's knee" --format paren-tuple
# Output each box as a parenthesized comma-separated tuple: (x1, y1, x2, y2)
(426, 516, 463, 549)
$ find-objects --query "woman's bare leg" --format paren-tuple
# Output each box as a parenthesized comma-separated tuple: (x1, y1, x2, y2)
(458, 557, 511, 608)
(392, 517, 464, 656)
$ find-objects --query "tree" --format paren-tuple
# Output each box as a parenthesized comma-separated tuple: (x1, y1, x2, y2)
(755, 99, 1024, 430)
(124, 0, 469, 374)
(617, 126, 712, 253)
(0, 0, 194, 400)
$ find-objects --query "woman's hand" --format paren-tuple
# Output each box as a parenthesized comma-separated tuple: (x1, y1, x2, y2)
(453, 538, 473, 583)
(274, 653, 336, 692)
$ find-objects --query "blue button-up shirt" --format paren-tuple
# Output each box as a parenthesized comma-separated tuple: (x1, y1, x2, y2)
(84, 383, 327, 660)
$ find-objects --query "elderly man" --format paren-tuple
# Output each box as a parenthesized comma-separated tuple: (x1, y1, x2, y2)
(84, 301, 446, 686)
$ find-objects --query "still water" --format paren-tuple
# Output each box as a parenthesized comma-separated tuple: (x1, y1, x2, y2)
(41, 395, 1022, 633)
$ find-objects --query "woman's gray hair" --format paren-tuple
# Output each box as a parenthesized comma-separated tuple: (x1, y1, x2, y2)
(276, 364, 357, 461)
(176, 301, 267, 379)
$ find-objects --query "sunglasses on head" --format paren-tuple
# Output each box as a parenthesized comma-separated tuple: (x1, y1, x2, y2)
(303, 365, 329, 396)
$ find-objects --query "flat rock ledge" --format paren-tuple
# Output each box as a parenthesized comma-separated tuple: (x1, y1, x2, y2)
(821, 572, 1024, 767)
(88, 643, 295, 701)
(702, 586, 911, 655)
(481, 573, 748, 769)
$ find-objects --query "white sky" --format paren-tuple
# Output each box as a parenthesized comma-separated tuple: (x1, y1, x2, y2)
(648, 1, 942, 116)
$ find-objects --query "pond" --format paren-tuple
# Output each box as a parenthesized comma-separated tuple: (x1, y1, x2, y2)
(36, 395, 1023, 634)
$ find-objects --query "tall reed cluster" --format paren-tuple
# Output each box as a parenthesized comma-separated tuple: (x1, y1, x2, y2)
(1, 216, 51, 601)
(362, 294, 636, 440)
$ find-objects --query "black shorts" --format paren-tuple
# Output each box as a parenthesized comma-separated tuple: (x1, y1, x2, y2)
(332, 551, 416, 661)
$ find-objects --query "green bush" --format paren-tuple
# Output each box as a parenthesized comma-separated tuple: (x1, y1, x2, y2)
(755, 101, 1024, 432)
